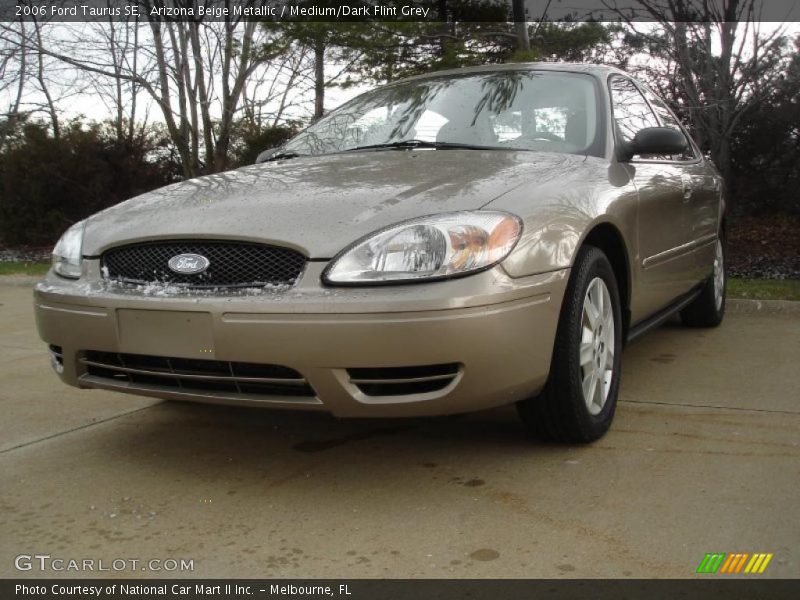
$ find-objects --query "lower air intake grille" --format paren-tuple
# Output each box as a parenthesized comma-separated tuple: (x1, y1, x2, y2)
(347, 363, 460, 397)
(102, 240, 307, 288)
(81, 351, 315, 398)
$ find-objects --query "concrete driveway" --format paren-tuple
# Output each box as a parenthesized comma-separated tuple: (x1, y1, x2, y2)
(1, 281, 798, 579)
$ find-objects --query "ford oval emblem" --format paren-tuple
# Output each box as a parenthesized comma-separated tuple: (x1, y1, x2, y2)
(168, 253, 210, 275)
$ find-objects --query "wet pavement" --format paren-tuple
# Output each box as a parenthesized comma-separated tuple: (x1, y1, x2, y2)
(1, 282, 799, 578)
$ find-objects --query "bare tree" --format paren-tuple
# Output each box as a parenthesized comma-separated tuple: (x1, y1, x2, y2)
(0, 16, 76, 147)
(238, 43, 312, 129)
(1, 14, 306, 177)
(89, 10, 146, 144)
(604, 0, 790, 184)
(0, 20, 27, 149)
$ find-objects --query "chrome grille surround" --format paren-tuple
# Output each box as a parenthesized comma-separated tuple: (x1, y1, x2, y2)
(346, 363, 461, 396)
(101, 240, 307, 289)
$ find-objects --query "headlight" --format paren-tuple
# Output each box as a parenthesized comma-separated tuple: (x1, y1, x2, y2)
(52, 221, 85, 279)
(323, 211, 522, 285)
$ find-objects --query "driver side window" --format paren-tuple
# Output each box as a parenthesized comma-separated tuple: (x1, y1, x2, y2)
(610, 76, 688, 162)
(642, 89, 698, 161)
(610, 77, 659, 147)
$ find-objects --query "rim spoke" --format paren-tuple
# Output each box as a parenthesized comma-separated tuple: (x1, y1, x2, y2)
(583, 370, 597, 403)
(580, 340, 594, 366)
(584, 298, 599, 328)
(595, 283, 604, 316)
(603, 322, 614, 347)
(593, 369, 605, 407)
(602, 365, 613, 398)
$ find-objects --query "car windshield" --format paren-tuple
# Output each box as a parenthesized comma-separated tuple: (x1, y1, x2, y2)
(279, 70, 602, 158)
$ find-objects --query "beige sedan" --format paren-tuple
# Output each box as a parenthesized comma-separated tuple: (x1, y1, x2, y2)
(34, 63, 725, 442)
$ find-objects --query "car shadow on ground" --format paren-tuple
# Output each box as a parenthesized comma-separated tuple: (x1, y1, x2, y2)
(89, 399, 573, 486)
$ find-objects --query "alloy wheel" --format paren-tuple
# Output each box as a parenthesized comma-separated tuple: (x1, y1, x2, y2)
(579, 277, 615, 416)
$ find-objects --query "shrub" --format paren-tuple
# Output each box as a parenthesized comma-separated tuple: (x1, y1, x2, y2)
(0, 121, 179, 246)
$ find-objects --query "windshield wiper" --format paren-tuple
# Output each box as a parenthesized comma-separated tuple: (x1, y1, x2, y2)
(263, 151, 305, 162)
(262, 141, 503, 162)
(343, 140, 502, 153)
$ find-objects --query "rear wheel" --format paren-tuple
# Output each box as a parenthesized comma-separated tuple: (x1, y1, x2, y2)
(680, 236, 726, 328)
(517, 245, 623, 443)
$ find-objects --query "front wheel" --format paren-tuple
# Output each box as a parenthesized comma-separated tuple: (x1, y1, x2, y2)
(517, 245, 623, 443)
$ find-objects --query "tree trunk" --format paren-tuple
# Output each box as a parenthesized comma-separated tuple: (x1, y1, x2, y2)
(0, 21, 26, 150)
(512, 0, 530, 51)
(31, 17, 60, 138)
(149, 21, 195, 178)
(214, 21, 256, 172)
(313, 38, 325, 121)
(127, 23, 139, 144)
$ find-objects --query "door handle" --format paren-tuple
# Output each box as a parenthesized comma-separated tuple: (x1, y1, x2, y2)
(681, 175, 693, 201)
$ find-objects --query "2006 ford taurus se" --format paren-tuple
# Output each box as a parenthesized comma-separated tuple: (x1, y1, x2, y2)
(34, 63, 726, 442)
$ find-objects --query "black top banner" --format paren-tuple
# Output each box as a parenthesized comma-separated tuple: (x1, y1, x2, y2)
(2, 0, 800, 23)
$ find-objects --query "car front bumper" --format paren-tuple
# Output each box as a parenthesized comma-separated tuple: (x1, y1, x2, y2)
(33, 261, 568, 417)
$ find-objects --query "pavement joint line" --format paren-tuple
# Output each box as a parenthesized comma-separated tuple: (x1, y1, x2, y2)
(620, 399, 800, 416)
(0, 404, 158, 455)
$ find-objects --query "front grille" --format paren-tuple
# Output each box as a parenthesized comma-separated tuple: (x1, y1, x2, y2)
(347, 363, 460, 397)
(81, 351, 315, 398)
(102, 240, 306, 288)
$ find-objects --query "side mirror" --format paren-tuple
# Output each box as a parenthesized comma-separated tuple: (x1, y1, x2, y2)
(618, 127, 688, 161)
(255, 147, 279, 164)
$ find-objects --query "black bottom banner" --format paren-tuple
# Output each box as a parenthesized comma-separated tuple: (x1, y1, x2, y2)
(3, 579, 800, 600)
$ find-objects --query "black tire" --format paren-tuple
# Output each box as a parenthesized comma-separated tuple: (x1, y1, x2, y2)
(680, 235, 726, 328)
(517, 245, 623, 443)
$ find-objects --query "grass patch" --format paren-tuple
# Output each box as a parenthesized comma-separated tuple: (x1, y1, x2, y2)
(0, 261, 50, 276)
(728, 278, 800, 301)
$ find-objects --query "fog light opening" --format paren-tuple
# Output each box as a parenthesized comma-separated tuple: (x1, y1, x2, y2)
(49, 345, 64, 374)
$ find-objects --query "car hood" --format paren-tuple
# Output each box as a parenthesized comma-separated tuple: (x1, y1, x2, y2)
(83, 149, 590, 258)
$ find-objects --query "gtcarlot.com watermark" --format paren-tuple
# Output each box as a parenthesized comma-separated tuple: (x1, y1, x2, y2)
(15, 554, 194, 573)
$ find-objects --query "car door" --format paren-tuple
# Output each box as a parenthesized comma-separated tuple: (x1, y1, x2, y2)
(608, 76, 698, 322)
(640, 86, 722, 282)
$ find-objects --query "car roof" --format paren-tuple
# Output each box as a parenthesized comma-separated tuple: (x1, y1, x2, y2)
(393, 62, 628, 85)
